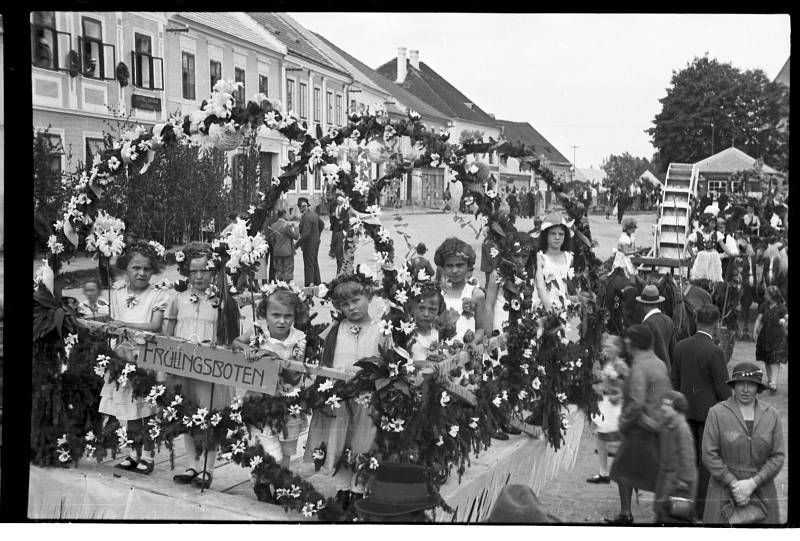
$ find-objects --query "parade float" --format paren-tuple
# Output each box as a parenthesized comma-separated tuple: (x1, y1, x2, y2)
(31, 79, 607, 521)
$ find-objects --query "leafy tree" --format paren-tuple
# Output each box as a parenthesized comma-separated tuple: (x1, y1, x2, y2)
(33, 128, 77, 252)
(647, 55, 789, 173)
(600, 152, 651, 191)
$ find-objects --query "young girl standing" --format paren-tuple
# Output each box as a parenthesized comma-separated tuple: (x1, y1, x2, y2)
(233, 287, 307, 470)
(535, 213, 577, 312)
(100, 240, 170, 475)
(303, 268, 389, 509)
(409, 286, 445, 365)
(165, 243, 232, 489)
(434, 237, 486, 344)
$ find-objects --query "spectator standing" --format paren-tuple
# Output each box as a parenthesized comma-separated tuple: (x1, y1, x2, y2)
(636, 285, 675, 371)
(606, 324, 672, 524)
(754, 286, 787, 394)
(442, 186, 452, 212)
(670, 304, 732, 519)
(407, 242, 435, 280)
(295, 197, 325, 286)
(507, 188, 518, 218)
(267, 210, 300, 282)
(329, 192, 348, 275)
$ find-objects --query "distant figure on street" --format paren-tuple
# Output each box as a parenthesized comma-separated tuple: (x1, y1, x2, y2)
(407, 242, 436, 280)
(268, 210, 300, 282)
(295, 197, 325, 286)
(669, 303, 732, 520)
(442, 186, 452, 212)
(616, 189, 629, 224)
(329, 192, 348, 275)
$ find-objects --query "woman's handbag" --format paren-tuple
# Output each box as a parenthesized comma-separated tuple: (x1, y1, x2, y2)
(667, 496, 695, 521)
(721, 495, 768, 525)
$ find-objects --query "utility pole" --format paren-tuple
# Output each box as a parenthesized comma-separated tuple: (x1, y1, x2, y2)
(571, 145, 578, 181)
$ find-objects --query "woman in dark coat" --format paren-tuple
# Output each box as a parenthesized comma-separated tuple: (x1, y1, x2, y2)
(702, 363, 785, 524)
(654, 390, 698, 523)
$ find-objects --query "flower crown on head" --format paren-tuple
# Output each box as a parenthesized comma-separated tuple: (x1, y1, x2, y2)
(260, 280, 306, 302)
(320, 263, 379, 301)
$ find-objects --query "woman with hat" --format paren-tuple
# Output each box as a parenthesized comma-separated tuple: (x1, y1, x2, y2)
(353, 463, 439, 522)
(685, 213, 725, 282)
(701, 362, 785, 524)
(612, 218, 639, 278)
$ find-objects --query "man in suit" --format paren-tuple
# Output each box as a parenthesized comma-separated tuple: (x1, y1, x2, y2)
(295, 197, 325, 286)
(267, 209, 299, 282)
(636, 284, 675, 371)
(328, 191, 348, 275)
(670, 303, 732, 519)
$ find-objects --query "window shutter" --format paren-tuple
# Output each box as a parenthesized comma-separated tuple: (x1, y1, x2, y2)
(103, 43, 116, 80)
(56, 30, 72, 72)
(153, 57, 164, 90)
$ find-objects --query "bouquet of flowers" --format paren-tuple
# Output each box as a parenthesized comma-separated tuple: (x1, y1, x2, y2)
(84, 211, 126, 259)
(219, 217, 268, 274)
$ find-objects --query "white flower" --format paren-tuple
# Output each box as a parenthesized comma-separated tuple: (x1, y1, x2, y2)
(398, 320, 416, 335)
(485, 189, 497, 200)
(316, 283, 329, 299)
(522, 348, 533, 359)
(171, 395, 184, 406)
(249, 455, 263, 471)
(520, 363, 530, 375)
(492, 395, 502, 408)
(48, 235, 65, 254)
(394, 290, 409, 305)
(436, 436, 444, 446)
(174, 251, 185, 262)
(312, 448, 326, 461)
(449, 425, 460, 438)
(537, 365, 547, 375)
(440, 391, 451, 407)
(379, 319, 394, 336)
(404, 362, 416, 374)
(182, 416, 193, 428)
(301, 503, 317, 517)
(58, 450, 72, 463)
(325, 394, 342, 409)
(575, 359, 582, 368)
(318, 379, 334, 393)
(210, 412, 223, 426)
(230, 395, 243, 410)
(489, 247, 499, 259)
(163, 407, 177, 422)
(556, 392, 567, 403)
(469, 417, 479, 429)
(355, 393, 372, 407)
(395, 266, 412, 285)
(288, 404, 302, 416)
(532, 377, 541, 390)
(229, 411, 243, 424)
(232, 440, 247, 455)
(84, 444, 96, 458)
(226, 429, 238, 440)
(116, 427, 132, 448)
(369, 457, 380, 470)
(285, 387, 301, 399)
(501, 390, 509, 402)
(85, 431, 96, 442)
(57, 434, 69, 447)
(518, 389, 529, 400)
(148, 241, 165, 257)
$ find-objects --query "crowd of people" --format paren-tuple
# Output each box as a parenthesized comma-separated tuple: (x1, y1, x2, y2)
(68, 179, 787, 523)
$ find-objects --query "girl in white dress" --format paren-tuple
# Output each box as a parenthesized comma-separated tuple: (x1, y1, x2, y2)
(611, 218, 638, 278)
(434, 237, 486, 345)
(409, 286, 445, 366)
(685, 213, 725, 282)
(100, 241, 170, 475)
(165, 243, 233, 489)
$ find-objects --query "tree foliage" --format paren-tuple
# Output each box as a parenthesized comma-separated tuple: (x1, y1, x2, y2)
(33, 128, 73, 251)
(600, 152, 651, 190)
(647, 55, 789, 173)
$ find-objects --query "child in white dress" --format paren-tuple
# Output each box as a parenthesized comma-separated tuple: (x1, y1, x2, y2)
(100, 241, 170, 475)
(434, 237, 486, 345)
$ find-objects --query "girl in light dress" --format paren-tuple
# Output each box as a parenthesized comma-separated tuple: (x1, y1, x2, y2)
(685, 213, 725, 282)
(303, 270, 390, 510)
(611, 217, 638, 278)
(100, 240, 170, 475)
(165, 243, 232, 489)
(409, 286, 446, 366)
(233, 287, 308, 470)
(434, 237, 486, 345)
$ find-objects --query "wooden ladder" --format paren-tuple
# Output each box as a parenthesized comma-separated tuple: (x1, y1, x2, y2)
(655, 163, 697, 275)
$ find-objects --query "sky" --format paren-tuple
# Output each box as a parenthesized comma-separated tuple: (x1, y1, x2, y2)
(288, 13, 790, 170)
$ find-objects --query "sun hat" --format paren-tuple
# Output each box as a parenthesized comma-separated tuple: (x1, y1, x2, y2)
(487, 484, 561, 523)
(726, 362, 767, 392)
(535, 212, 572, 238)
(622, 217, 637, 231)
(353, 463, 439, 517)
(635, 284, 665, 304)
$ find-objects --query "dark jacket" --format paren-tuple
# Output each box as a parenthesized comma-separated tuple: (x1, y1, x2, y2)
(654, 413, 698, 510)
(619, 349, 672, 433)
(670, 332, 731, 423)
(642, 309, 675, 370)
(268, 218, 299, 257)
(297, 209, 325, 250)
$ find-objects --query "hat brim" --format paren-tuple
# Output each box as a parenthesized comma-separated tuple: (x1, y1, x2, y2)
(536, 223, 571, 238)
(726, 377, 767, 392)
(635, 295, 665, 304)
(353, 496, 438, 517)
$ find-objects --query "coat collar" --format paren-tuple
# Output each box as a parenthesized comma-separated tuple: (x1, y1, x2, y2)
(720, 395, 765, 432)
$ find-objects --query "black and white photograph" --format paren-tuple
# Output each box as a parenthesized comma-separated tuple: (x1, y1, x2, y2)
(13, 10, 793, 527)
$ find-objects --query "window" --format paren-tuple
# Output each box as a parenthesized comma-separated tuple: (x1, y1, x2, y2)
(335, 94, 342, 126)
(209, 59, 222, 92)
(259, 74, 269, 96)
(85, 137, 105, 166)
(421, 167, 445, 202)
(707, 180, 728, 194)
(131, 33, 163, 90)
(488, 151, 495, 165)
(286, 79, 295, 114)
(234, 67, 246, 105)
(314, 168, 322, 191)
(43, 133, 64, 173)
(730, 181, 742, 193)
(31, 11, 71, 72)
(181, 52, 196, 100)
(313, 87, 321, 122)
(326, 91, 333, 125)
(300, 171, 308, 191)
(259, 152, 274, 184)
(287, 150, 298, 191)
(299, 83, 308, 119)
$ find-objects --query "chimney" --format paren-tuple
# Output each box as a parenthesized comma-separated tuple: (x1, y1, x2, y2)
(409, 49, 420, 69)
(396, 47, 407, 83)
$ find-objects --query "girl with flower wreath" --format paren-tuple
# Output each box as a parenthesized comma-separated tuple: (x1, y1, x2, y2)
(164, 242, 232, 489)
(100, 240, 170, 475)
(409, 283, 446, 366)
(433, 237, 487, 345)
(303, 266, 391, 510)
(232, 285, 308, 471)
(484, 231, 539, 335)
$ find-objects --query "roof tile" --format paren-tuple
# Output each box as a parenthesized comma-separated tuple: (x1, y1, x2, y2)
(176, 12, 285, 52)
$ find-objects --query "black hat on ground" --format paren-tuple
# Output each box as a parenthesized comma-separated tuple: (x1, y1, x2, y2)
(353, 463, 439, 517)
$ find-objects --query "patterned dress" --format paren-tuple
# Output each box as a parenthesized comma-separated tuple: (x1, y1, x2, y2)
(538, 251, 580, 342)
(98, 284, 170, 422)
(689, 230, 723, 282)
(755, 302, 788, 365)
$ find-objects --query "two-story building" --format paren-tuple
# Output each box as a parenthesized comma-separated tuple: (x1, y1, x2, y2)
(247, 12, 353, 212)
(376, 49, 503, 208)
(164, 12, 287, 205)
(32, 11, 171, 173)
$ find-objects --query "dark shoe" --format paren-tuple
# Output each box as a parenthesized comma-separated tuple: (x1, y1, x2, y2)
(604, 513, 634, 525)
(173, 468, 199, 484)
(491, 430, 509, 441)
(501, 424, 522, 436)
(192, 471, 212, 489)
(114, 456, 138, 471)
(133, 459, 154, 475)
(586, 474, 611, 484)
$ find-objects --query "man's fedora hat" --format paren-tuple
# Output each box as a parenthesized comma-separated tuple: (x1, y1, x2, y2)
(635, 284, 665, 304)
